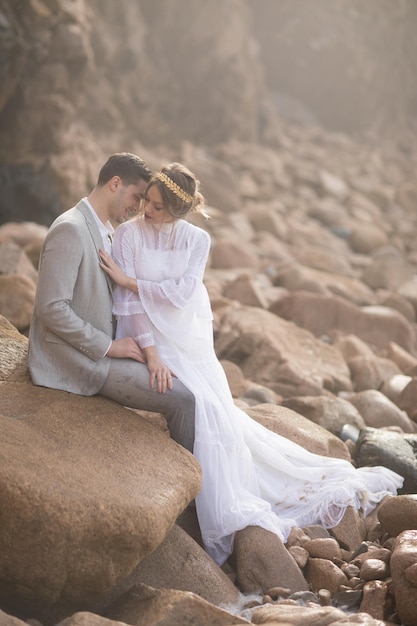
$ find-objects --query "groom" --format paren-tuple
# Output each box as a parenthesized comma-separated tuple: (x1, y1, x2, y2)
(28, 152, 195, 452)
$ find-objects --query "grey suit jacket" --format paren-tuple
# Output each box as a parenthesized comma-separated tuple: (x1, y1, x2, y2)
(28, 200, 114, 395)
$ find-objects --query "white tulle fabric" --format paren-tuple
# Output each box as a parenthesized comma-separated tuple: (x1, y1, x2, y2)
(112, 216, 404, 566)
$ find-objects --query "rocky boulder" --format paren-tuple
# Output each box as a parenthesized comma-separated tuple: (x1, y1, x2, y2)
(271, 291, 417, 354)
(355, 427, 417, 493)
(391, 530, 417, 626)
(378, 494, 417, 537)
(0, 315, 29, 381)
(96, 523, 240, 612)
(0, 382, 201, 625)
(104, 583, 248, 626)
(245, 403, 352, 461)
(215, 305, 352, 397)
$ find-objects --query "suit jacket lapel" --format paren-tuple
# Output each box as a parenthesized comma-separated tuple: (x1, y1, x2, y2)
(76, 200, 114, 294)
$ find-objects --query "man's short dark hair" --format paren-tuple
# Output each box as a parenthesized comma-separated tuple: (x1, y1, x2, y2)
(97, 153, 152, 187)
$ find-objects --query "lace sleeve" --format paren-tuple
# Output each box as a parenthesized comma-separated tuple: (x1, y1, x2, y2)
(112, 223, 155, 348)
(139, 227, 212, 315)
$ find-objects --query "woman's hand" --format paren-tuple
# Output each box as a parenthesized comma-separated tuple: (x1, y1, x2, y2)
(99, 249, 137, 292)
(143, 346, 176, 393)
(107, 337, 146, 363)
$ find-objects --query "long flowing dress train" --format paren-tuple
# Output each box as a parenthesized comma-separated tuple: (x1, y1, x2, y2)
(112, 216, 404, 566)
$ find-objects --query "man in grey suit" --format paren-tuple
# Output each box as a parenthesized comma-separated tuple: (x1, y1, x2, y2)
(28, 153, 195, 452)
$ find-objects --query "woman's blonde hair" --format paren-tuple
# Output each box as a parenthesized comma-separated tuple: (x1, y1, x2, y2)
(147, 162, 209, 219)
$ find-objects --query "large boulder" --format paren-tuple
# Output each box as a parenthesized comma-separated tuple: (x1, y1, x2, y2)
(0, 273, 36, 332)
(271, 262, 376, 306)
(355, 427, 417, 493)
(215, 305, 352, 397)
(378, 494, 417, 537)
(0, 382, 201, 625)
(271, 291, 417, 353)
(95, 523, 240, 612)
(281, 394, 365, 436)
(245, 403, 352, 461)
(0, 315, 29, 381)
(230, 526, 308, 595)
(103, 583, 248, 626)
(347, 389, 415, 433)
(0, 241, 38, 281)
(0, 610, 29, 626)
(391, 530, 417, 626)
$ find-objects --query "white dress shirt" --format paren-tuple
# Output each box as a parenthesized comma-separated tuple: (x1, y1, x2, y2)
(82, 197, 115, 254)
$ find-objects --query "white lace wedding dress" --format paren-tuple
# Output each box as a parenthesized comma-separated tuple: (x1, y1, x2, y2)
(112, 216, 403, 566)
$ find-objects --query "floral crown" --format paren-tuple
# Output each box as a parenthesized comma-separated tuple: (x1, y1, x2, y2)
(155, 171, 193, 204)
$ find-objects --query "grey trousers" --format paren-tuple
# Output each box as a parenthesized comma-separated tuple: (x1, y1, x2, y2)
(98, 358, 195, 453)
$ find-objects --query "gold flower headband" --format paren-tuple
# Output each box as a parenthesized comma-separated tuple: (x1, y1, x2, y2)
(155, 171, 193, 204)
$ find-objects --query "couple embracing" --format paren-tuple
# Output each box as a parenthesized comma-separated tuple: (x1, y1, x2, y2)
(29, 152, 403, 567)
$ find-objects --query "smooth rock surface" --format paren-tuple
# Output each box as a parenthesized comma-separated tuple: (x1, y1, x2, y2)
(0, 382, 201, 624)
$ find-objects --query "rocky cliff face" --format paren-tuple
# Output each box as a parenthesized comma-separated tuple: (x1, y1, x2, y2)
(0, 0, 416, 225)
(248, 0, 417, 133)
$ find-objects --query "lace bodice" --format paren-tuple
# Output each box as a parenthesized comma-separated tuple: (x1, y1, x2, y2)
(112, 216, 212, 352)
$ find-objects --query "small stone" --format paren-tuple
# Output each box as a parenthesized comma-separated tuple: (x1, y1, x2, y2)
(291, 590, 321, 605)
(265, 586, 291, 600)
(318, 588, 332, 605)
(350, 541, 370, 560)
(262, 594, 273, 604)
(305, 557, 348, 594)
(305, 537, 342, 560)
(288, 545, 309, 568)
(359, 579, 388, 621)
(332, 588, 363, 611)
(286, 526, 311, 547)
(360, 558, 389, 581)
(340, 548, 353, 561)
(303, 525, 332, 540)
(276, 598, 298, 605)
(344, 563, 360, 578)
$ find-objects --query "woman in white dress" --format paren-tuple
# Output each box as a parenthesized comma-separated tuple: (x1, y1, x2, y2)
(99, 162, 403, 566)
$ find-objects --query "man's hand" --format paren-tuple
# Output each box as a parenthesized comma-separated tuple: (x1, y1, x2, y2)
(143, 346, 175, 393)
(107, 337, 146, 363)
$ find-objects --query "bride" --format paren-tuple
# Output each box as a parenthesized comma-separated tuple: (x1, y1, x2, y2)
(99, 162, 403, 566)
